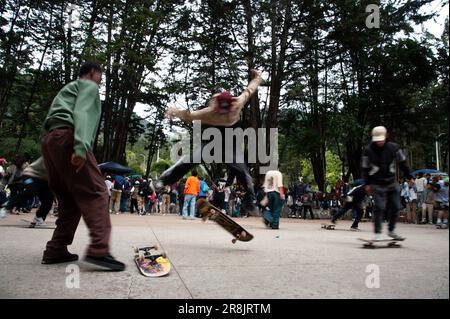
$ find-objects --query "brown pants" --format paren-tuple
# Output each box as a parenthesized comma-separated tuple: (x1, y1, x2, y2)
(41, 128, 111, 258)
(161, 194, 170, 214)
(406, 201, 417, 224)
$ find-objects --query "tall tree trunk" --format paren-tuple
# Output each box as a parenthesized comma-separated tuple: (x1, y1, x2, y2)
(15, 5, 54, 152)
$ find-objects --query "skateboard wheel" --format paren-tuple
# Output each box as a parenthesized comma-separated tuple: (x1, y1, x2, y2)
(232, 239, 237, 244)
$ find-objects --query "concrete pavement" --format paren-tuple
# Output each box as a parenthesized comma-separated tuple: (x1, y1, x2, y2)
(0, 213, 448, 299)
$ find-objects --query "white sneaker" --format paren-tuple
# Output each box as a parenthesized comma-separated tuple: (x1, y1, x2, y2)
(372, 233, 383, 241)
(388, 231, 405, 241)
(33, 216, 45, 226)
(0, 208, 8, 219)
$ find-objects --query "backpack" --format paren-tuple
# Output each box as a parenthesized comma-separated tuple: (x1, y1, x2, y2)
(113, 176, 125, 190)
(201, 182, 209, 193)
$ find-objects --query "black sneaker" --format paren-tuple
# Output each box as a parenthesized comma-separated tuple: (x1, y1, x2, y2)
(42, 252, 79, 264)
(85, 254, 126, 271)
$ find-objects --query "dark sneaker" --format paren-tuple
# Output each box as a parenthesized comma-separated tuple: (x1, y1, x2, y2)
(42, 252, 79, 264)
(262, 218, 271, 228)
(85, 254, 126, 271)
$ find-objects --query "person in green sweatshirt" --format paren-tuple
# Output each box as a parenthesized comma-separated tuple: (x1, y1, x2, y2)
(40, 62, 125, 271)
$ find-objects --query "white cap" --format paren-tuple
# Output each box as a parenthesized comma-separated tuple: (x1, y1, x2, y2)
(372, 126, 387, 142)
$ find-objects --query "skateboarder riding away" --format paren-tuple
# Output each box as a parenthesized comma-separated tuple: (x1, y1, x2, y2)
(160, 69, 265, 216)
(361, 126, 412, 241)
(40, 62, 125, 270)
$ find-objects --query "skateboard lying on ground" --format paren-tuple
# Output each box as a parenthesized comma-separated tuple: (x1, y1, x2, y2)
(358, 238, 405, 248)
(321, 223, 336, 230)
(20, 219, 55, 229)
(436, 224, 448, 229)
(196, 199, 254, 244)
(133, 245, 171, 277)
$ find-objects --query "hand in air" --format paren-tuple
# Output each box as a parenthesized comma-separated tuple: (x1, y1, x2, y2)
(250, 69, 262, 79)
(165, 107, 180, 119)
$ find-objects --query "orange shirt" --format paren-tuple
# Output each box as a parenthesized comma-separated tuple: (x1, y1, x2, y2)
(184, 176, 200, 196)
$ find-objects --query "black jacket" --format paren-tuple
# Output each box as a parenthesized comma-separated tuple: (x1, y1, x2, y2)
(361, 141, 411, 186)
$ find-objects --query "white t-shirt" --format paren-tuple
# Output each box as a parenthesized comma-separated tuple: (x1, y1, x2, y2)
(224, 187, 231, 202)
(105, 180, 113, 197)
(415, 177, 427, 192)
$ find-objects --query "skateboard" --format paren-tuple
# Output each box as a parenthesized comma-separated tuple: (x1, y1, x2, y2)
(133, 245, 171, 277)
(436, 224, 448, 229)
(196, 198, 254, 244)
(358, 238, 405, 248)
(321, 223, 336, 230)
(20, 219, 55, 229)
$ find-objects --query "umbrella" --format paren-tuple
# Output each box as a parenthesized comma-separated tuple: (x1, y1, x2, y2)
(411, 169, 447, 177)
(98, 162, 133, 174)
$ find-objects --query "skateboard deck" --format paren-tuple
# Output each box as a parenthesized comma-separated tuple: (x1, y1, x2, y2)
(358, 237, 404, 248)
(20, 219, 56, 229)
(196, 198, 254, 244)
(436, 224, 448, 229)
(133, 245, 171, 277)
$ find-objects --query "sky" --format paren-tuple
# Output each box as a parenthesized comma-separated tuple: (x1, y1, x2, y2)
(133, 1, 449, 120)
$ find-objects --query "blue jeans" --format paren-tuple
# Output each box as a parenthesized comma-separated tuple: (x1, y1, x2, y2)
(183, 195, 196, 218)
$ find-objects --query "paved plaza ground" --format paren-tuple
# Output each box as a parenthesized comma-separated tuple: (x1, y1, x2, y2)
(0, 213, 448, 299)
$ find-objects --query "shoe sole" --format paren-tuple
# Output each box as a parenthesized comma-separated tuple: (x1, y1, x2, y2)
(84, 257, 125, 271)
(42, 256, 79, 264)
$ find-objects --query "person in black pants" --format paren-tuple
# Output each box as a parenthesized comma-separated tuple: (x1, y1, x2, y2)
(330, 180, 366, 230)
(160, 69, 264, 216)
(301, 192, 314, 219)
(361, 126, 412, 241)
(19, 157, 54, 226)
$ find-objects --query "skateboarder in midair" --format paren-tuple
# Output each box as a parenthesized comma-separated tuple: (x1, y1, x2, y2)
(361, 126, 412, 241)
(40, 62, 125, 270)
(160, 69, 265, 216)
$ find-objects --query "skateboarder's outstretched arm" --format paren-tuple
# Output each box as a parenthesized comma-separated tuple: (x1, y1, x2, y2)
(166, 69, 264, 126)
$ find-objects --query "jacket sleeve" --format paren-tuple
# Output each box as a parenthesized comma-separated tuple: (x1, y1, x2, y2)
(361, 147, 371, 184)
(73, 80, 101, 159)
(395, 147, 412, 179)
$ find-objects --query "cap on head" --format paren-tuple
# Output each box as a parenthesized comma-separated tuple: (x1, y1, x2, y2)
(372, 126, 387, 142)
(216, 91, 234, 114)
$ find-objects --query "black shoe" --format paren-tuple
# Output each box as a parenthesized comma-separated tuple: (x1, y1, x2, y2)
(85, 254, 126, 271)
(42, 252, 79, 264)
(262, 218, 271, 228)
